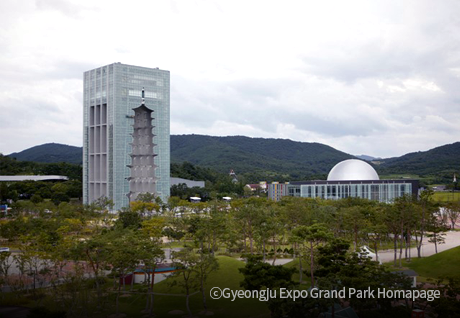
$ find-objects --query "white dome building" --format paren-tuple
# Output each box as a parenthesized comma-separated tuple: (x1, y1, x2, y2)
(327, 159, 379, 181)
(268, 159, 419, 203)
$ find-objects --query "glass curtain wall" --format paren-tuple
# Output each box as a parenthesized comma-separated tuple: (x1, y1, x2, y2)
(84, 63, 170, 210)
(299, 182, 413, 203)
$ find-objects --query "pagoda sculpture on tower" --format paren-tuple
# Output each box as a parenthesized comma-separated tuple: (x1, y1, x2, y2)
(127, 88, 157, 202)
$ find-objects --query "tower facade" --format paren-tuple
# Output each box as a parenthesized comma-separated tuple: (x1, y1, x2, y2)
(83, 63, 170, 210)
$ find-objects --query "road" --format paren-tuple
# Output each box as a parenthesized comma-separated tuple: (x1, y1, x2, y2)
(377, 230, 460, 263)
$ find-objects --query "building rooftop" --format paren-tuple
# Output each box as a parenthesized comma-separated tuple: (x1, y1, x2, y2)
(0, 175, 68, 182)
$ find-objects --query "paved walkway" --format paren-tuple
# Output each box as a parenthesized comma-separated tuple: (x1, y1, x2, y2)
(263, 231, 460, 266)
(377, 230, 460, 263)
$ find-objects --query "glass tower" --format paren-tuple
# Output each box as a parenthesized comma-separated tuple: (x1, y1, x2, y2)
(83, 63, 170, 210)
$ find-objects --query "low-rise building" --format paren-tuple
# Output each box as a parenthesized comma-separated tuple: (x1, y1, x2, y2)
(268, 159, 419, 203)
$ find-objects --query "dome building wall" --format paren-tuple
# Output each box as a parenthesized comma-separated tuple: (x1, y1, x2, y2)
(268, 159, 419, 202)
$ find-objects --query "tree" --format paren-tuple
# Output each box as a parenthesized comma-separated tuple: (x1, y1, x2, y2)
(30, 194, 43, 204)
(130, 201, 159, 216)
(315, 238, 413, 313)
(341, 206, 369, 251)
(232, 198, 266, 254)
(291, 223, 331, 287)
(76, 233, 110, 306)
(185, 215, 208, 251)
(384, 196, 418, 267)
(427, 209, 449, 253)
(116, 208, 142, 229)
(432, 277, 460, 317)
(92, 196, 114, 211)
(315, 238, 350, 317)
(137, 235, 165, 317)
(141, 217, 166, 240)
(195, 252, 219, 313)
(393, 194, 417, 264)
(444, 201, 460, 230)
(0, 251, 13, 296)
(253, 212, 274, 262)
(136, 192, 158, 203)
(105, 229, 142, 315)
(170, 248, 201, 317)
(239, 255, 295, 317)
(207, 202, 229, 253)
(239, 254, 294, 291)
(363, 204, 387, 263)
(415, 189, 437, 258)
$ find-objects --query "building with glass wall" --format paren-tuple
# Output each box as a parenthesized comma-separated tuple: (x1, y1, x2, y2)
(267, 182, 289, 201)
(83, 63, 170, 210)
(268, 159, 418, 203)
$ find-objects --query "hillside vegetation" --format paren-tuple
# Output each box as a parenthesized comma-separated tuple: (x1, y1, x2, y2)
(0, 154, 81, 180)
(171, 134, 354, 181)
(376, 142, 460, 184)
(5, 136, 460, 184)
(9, 143, 83, 164)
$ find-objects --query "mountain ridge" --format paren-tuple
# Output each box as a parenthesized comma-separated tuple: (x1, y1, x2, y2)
(169, 134, 356, 180)
(5, 135, 460, 183)
(377, 141, 460, 180)
(8, 143, 83, 165)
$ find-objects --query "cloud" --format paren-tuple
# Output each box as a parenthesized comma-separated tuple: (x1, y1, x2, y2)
(1, 0, 460, 159)
(34, 0, 98, 18)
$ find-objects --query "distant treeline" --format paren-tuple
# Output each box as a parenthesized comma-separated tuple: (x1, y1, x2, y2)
(0, 154, 82, 180)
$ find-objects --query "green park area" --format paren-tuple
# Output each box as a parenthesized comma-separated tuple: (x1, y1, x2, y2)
(26, 256, 270, 318)
(401, 246, 460, 282)
(432, 191, 460, 202)
(1, 190, 460, 317)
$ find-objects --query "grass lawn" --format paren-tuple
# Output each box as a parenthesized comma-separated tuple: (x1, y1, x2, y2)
(432, 191, 460, 202)
(5, 256, 270, 318)
(379, 174, 420, 180)
(139, 256, 270, 318)
(113, 248, 460, 316)
(400, 246, 460, 281)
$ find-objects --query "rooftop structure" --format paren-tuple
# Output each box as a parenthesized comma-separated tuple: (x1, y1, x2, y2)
(0, 175, 68, 182)
(170, 177, 205, 188)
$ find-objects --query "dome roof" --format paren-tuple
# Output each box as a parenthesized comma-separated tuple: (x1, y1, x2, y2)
(327, 159, 379, 181)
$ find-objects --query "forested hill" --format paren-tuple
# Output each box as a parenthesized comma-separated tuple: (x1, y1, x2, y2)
(5, 136, 460, 183)
(0, 154, 82, 181)
(170, 135, 354, 180)
(9, 143, 82, 165)
(376, 142, 460, 182)
(6, 136, 355, 181)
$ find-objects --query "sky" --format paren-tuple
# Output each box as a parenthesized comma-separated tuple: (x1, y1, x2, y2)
(1, 0, 459, 158)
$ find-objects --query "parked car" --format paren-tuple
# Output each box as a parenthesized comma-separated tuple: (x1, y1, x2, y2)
(0, 247, 10, 252)
(358, 245, 382, 264)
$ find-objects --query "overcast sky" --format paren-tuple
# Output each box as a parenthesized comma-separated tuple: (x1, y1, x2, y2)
(1, 0, 459, 158)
